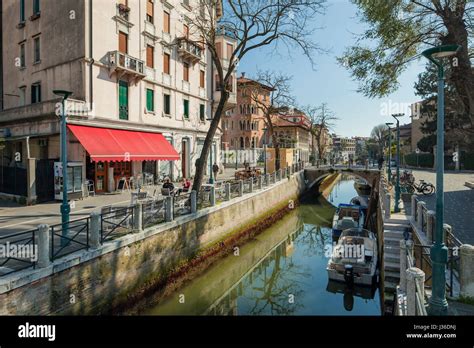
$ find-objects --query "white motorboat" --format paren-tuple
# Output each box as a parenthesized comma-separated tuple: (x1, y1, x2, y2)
(327, 228, 378, 286)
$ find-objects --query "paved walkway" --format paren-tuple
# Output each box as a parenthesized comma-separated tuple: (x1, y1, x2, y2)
(401, 169, 474, 245)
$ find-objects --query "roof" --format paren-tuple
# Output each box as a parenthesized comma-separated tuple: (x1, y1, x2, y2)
(237, 77, 275, 91)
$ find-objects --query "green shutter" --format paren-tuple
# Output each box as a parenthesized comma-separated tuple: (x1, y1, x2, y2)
(164, 94, 170, 114)
(200, 104, 205, 121)
(146, 89, 154, 112)
(33, 0, 40, 14)
(184, 100, 189, 118)
(119, 80, 128, 120)
(20, 0, 25, 21)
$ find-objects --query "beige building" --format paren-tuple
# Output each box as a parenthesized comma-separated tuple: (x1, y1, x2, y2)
(0, 0, 235, 203)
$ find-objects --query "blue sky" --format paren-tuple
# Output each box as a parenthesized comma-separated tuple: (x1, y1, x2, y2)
(238, 0, 426, 137)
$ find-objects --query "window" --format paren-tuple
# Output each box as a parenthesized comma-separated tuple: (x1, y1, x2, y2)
(119, 31, 128, 53)
(20, 0, 25, 22)
(200, 70, 205, 88)
(31, 83, 41, 104)
(163, 53, 170, 74)
(20, 43, 26, 68)
(146, 45, 154, 68)
(183, 24, 189, 38)
(226, 43, 233, 59)
(200, 104, 205, 121)
(163, 11, 170, 33)
(163, 94, 171, 115)
(119, 80, 128, 120)
(19, 86, 26, 106)
(146, 0, 154, 23)
(146, 88, 154, 112)
(33, 0, 40, 15)
(183, 99, 189, 119)
(183, 63, 189, 82)
(33, 37, 40, 63)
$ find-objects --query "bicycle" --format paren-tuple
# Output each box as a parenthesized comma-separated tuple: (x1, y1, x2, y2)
(406, 180, 435, 195)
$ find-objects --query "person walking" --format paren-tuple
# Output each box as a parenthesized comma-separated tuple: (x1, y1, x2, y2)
(212, 163, 219, 181)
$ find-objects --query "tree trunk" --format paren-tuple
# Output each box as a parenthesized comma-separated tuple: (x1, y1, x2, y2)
(192, 92, 229, 192)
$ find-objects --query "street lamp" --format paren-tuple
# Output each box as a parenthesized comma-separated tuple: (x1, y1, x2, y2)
(391, 113, 404, 213)
(53, 90, 73, 242)
(385, 122, 394, 182)
(422, 43, 461, 316)
(262, 127, 268, 175)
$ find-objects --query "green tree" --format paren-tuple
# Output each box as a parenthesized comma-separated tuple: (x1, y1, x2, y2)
(339, 0, 474, 124)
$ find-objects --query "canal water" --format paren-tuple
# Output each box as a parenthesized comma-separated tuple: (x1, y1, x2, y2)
(142, 175, 381, 316)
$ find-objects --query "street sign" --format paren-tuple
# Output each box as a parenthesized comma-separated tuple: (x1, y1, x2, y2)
(453, 152, 459, 163)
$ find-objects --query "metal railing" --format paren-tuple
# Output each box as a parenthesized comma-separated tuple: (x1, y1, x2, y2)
(0, 228, 37, 277)
(101, 206, 135, 243)
(197, 188, 212, 209)
(215, 185, 227, 204)
(174, 192, 192, 217)
(230, 182, 241, 199)
(142, 199, 166, 229)
(406, 248, 428, 316)
(50, 217, 90, 260)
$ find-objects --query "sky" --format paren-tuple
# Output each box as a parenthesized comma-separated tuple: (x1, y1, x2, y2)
(238, 0, 427, 137)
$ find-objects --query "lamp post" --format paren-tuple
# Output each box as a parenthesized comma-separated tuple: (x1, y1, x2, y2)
(422, 44, 461, 316)
(263, 127, 268, 175)
(385, 122, 394, 182)
(391, 113, 403, 213)
(53, 90, 73, 243)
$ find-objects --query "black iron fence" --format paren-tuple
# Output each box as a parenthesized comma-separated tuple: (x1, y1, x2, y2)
(174, 193, 192, 217)
(101, 206, 134, 242)
(50, 217, 90, 260)
(142, 199, 166, 229)
(0, 228, 37, 277)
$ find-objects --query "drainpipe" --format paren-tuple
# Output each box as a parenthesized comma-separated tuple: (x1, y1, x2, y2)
(88, 0, 93, 111)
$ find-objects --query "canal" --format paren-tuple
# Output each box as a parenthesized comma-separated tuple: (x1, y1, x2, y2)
(141, 175, 382, 316)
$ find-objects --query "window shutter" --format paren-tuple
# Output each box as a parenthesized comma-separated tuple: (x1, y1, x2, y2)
(146, 45, 154, 68)
(164, 11, 170, 33)
(147, 0, 154, 19)
(163, 53, 170, 74)
(200, 70, 205, 88)
(119, 32, 128, 53)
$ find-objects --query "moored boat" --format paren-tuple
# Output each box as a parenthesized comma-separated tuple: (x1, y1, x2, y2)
(326, 228, 378, 286)
(332, 204, 365, 238)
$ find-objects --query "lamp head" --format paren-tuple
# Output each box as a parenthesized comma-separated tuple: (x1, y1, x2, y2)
(385, 122, 394, 127)
(422, 44, 461, 62)
(53, 90, 73, 100)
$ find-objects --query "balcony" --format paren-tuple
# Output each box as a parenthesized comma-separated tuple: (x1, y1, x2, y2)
(113, 3, 133, 28)
(106, 51, 145, 84)
(176, 37, 203, 64)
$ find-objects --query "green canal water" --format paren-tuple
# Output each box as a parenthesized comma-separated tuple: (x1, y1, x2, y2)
(143, 175, 382, 316)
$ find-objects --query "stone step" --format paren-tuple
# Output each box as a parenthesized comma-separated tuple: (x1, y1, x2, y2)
(384, 279, 399, 292)
(383, 271, 400, 281)
(384, 236, 402, 246)
(384, 245, 400, 255)
(384, 223, 410, 231)
(384, 253, 400, 264)
(384, 229, 404, 239)
(383, 259, 400, 271)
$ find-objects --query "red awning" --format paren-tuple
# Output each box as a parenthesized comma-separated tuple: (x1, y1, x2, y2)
(68, 124, 180, 162)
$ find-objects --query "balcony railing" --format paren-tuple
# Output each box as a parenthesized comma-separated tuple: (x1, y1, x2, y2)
(176, 37, 203, 64)
(107, 51, 145, 83)
(117, 3, 131, 22)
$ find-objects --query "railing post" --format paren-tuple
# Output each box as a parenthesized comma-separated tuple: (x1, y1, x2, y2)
(249, 179, 254, 193)
(400, 239, 408, 292)
(238, 180, 244, 197)
(276, 169, 281, 181)
(133, 203, 142, 231)
(210, 186, 216, 206)
(406, 267, 425, 316)
(191, 190, 197, 213)
(426, 210, 435, 244)
(89, 212, 101, 248)
(37, 224, 51, 268)
(224, 183, 231, 201)
(385, 193, 391, 219)
(411, 195, 417, 218)
(258, 175, 263, 190)
(460, 244, 474, 298)
(165, 196, 173, 222)
(417, 201, 426, 230)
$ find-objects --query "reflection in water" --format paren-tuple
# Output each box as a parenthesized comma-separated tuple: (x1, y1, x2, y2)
(144, 176, 381, 316)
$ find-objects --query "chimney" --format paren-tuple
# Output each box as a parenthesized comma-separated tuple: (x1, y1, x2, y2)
(241, 72, 246, 78)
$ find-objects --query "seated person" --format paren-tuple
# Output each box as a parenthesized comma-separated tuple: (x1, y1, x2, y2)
(161, 178, 175, 196)
(176, 178, 191, 196)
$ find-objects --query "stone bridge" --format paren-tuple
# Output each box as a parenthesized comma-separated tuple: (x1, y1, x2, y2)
(304, 166, 381, 190)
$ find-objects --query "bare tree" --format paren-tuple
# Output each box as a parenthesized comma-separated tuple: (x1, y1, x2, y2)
(370, 124, 389, 158)
(186, 0, 326, 191)
(302, 103, 338, 166)
(244, 71, 296, 171)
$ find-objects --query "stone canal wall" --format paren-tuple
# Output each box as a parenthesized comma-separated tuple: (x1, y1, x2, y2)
(0, 172, 306, 315)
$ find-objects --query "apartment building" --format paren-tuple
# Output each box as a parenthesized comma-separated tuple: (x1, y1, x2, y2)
(271, 111, 312, 163)
(221, 74, 272, 150)
(0, 0, 235, 203)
